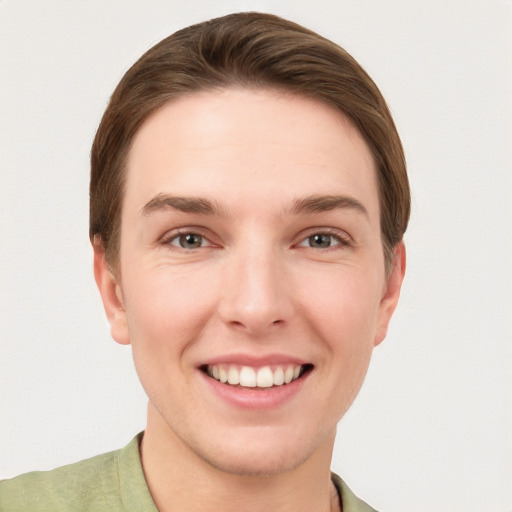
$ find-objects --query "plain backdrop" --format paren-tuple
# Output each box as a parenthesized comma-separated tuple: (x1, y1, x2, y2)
(1, 1, 511, 511)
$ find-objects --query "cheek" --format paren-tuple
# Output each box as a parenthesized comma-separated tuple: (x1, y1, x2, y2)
(121, 267, 221, 407)
(122, 266, 219, 353)
(297, 265, 383, 356)
(294, 269, 382, 424)
(305, 266, 381, 322)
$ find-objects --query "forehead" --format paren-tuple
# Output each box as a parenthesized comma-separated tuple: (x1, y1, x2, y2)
(123, 88, 379, 217)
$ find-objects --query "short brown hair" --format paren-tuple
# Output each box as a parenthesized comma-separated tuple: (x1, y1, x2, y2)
(90, 12, 410, 269)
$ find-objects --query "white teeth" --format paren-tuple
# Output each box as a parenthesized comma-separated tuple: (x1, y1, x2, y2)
(239, 366, 256, 387)
(256, 366, 273, 388)
(273, 366, 285, 385)
(207, 364, 305, 388)
(227, 366, 239, 385)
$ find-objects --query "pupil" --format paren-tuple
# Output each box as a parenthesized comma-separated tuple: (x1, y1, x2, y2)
(180, 233, 201, 248)
(311, 234, 331, 248)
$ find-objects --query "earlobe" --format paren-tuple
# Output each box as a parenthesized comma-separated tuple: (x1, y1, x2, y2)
(93, 246, 131, 345)
(374, 242, 406, 347)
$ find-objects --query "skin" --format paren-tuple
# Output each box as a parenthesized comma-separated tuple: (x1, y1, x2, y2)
(94, 88, 405, 512)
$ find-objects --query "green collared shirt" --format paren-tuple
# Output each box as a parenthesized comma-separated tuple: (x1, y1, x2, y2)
(0, 433, 377, 512)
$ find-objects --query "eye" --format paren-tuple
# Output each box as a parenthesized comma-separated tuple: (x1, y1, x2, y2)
(298, 232, 347, 249)
(167, 232, 209, 249)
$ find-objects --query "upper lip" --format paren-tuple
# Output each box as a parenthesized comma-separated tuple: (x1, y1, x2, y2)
(198, 353, 310, 368)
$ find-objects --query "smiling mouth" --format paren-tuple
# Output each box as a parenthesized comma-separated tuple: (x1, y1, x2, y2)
(201, 364, 313, 389)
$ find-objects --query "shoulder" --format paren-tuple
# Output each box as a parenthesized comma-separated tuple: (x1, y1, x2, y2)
(0, 434, 147, 512)
(331, 472, 379, 512)
(0, 449, 121, 512)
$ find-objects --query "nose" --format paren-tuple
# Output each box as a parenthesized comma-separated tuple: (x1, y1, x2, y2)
(217, 243, 293, 336)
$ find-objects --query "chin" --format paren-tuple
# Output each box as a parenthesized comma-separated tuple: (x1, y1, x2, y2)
(200, 444, 308, 477)
(191, 426, 334, 478)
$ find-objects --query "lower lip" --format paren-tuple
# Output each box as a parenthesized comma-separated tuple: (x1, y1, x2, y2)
(200, 370, 310, 410)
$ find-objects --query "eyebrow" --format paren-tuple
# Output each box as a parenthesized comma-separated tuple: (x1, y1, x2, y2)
(141, 194, 228, 216)
(288, 195, 368, 217)
(141, 193, 368, 218)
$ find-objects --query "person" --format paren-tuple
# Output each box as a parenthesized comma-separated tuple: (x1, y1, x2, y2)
(0, 11, 409, 512)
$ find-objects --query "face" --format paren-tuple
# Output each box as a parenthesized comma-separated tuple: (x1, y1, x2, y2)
(95, 88, 405, 476)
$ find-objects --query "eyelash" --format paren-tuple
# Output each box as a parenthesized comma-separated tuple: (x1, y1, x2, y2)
(161, 229, 215, 250)
(296, 229, 352, 250)
(160, 228, 352, 251)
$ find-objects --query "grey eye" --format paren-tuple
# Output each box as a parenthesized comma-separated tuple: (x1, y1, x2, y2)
(307, 233, 338, 248)
(176, 233, 204, 249)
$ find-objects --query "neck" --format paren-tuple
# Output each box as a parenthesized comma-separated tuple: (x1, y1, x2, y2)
(140, 405, 339, 512)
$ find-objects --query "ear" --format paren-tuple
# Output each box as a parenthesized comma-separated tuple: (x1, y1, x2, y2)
(93, 245, 131, 345)
(374, 242, 406, 347)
